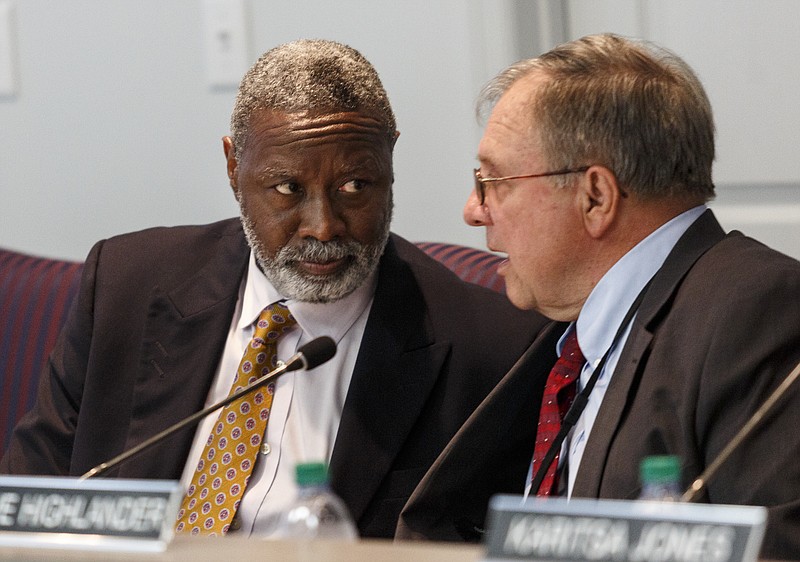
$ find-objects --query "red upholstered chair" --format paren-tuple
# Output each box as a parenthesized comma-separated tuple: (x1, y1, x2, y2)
(0, 241, 502, 455)
(415, 241, 506, 294)
(0, 248, 84, 454)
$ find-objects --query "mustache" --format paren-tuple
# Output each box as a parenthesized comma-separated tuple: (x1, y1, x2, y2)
(275, 239, 361, 264)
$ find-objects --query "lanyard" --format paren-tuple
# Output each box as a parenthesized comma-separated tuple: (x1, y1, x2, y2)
(529, 280, 653, 494)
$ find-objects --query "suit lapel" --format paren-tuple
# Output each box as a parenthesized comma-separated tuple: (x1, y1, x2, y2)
(119, 225, 249, 479)
(329, 239, 447, 522)
(573, 209, 726, 497)
(397, 321, 564, 540)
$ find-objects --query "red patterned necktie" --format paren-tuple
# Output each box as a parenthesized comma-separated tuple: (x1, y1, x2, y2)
(531, 329, 585, 496)
(175, 302, 296, 535)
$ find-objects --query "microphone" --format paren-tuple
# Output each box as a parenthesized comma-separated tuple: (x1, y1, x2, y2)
(79, 336, 337, 480)
(681, 357, 800, 502)
(289, 335, 337, 371)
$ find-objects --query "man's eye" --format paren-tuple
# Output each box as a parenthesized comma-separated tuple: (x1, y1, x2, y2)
(274, 182, 301, 195)
(339, 180, 365, 193)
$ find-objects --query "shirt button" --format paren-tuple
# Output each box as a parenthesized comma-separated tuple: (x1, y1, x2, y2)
(229, 514, 242, 532)
(260, 442, 271, 455)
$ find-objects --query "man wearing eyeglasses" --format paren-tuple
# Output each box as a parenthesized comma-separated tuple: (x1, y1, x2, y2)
(398, 34, 800, 559)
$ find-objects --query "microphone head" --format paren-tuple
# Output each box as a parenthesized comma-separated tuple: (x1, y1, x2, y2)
(289, 336, 337, 371)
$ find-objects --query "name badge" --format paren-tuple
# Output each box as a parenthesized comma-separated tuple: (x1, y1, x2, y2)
(0, 475, 182, 552)
(484, 495, 766, 562)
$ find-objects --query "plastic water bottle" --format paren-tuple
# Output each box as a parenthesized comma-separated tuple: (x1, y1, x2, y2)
(638, 455, 682, 501)
(274, 462, 358, 540)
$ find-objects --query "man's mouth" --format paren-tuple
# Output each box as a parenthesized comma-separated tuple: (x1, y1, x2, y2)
(296, 257, 349, 276)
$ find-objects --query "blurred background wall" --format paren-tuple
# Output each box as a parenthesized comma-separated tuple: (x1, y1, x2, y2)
(1, 0, 798, 261)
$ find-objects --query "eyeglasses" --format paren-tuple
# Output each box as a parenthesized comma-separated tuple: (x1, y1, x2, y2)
(473, 166, 590, 205)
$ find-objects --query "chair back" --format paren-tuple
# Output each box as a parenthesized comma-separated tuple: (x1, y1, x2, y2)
(0, 248, 83, 453)
(415, 241, 506, 293)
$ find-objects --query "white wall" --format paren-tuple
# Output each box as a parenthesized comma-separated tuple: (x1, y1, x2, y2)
(1, 0, 799, 261)
(0, 0, 505, 260)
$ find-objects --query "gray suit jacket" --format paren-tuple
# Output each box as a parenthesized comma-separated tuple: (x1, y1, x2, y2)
(1, 218, 553, 539)
(398, 210, 800, 560)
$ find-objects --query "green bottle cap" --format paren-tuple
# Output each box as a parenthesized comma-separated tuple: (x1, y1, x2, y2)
(640, 455, 681, 484)
(295, 462, 328, 487)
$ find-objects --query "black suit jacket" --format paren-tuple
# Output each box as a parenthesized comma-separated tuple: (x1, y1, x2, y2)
(1, 218, 553, 539)
(398, 210, 800, 560)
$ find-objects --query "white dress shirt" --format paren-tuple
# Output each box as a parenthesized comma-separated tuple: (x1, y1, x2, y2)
(524, 205, 707, 499)
(180, 250, 376, 536)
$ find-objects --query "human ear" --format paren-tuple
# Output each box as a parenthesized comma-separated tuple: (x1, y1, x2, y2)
(579, 166, 623, 239)
(222, 136, 239, 199)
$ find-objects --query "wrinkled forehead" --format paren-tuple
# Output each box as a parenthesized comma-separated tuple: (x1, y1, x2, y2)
(479, 76, 548, 168)
(235, 108, 396, 179)
(242, 108, 393, 150)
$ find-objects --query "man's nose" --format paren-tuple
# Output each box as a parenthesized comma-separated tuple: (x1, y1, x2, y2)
(297, 194, 347, 241)
(463, 188, 491, 227)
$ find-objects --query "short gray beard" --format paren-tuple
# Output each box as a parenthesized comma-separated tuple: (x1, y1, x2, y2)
(238, 201, 392, 304)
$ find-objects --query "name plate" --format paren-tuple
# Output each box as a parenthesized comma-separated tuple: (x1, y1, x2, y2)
(0, 475, 182, 552)
(484, 495, 766, 562)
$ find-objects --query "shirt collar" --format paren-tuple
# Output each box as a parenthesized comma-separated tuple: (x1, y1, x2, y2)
(571, 205, 707, 364)
(239, 251, 378, 344)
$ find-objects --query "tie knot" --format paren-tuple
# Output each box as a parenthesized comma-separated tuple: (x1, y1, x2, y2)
(552, 329, 585, 387)
(254, 302, 297, 343)
(561, 329, 584, 364)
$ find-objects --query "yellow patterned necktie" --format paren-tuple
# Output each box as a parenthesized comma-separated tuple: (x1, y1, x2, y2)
(175, 302, 296, 535)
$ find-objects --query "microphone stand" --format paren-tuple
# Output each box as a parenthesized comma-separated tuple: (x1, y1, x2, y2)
(79, 353, 307, 481)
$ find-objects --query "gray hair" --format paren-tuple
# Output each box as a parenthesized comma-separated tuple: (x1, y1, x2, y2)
(478, 33, 715, 201)
(230, 39, 397, 156)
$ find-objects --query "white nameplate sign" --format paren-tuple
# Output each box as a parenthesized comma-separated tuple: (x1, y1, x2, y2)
(0, 476, 182, 552)
(484, 495, 766, 562)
